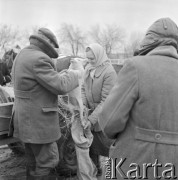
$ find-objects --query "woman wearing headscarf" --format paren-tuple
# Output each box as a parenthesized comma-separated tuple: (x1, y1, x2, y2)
(99, 18, 178, 179)
(82, 43, 117, 176)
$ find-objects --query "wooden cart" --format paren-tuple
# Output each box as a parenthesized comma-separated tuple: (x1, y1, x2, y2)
(0, 102, 19, 146)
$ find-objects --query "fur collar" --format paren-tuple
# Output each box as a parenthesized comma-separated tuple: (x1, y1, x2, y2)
(29, 35, 58, 58)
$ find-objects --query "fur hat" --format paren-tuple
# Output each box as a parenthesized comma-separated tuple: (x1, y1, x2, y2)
(38, 28, 59, 48)
(29, 28, 59, 58)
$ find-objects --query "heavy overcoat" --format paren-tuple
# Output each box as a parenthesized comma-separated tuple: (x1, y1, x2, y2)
(12, 44, 79, 143)
(99, 46, 178, 179)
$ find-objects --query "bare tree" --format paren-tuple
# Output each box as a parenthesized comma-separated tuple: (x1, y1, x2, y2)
(89, 24, 126, 55)
(24, 25, 41, 38)
(58, 23, 86, 56)
(0, 24, 20, 56)
(19, 25, 44, 48)
(124, 31, 144, 56)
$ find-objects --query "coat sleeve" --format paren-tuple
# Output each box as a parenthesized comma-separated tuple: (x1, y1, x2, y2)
(88, 70, 117, 125)
(33, 56, 79, 95)
(56, 56, 71, 72)
(98, 60, 138, 139)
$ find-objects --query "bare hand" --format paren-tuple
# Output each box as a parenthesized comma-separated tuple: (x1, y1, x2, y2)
(83, 120, 92, 130)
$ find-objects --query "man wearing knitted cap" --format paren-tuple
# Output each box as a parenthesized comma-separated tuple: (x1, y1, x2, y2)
(11, 28, 82, 179)
(99, 18, 178, 179)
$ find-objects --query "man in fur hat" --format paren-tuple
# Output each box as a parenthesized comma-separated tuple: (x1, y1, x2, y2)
(11, 28, 82, 179)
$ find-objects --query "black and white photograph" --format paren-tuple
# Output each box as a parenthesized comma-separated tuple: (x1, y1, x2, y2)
(0, 0, 178, 179)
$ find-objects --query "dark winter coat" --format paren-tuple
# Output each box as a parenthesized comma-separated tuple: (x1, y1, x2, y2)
(99, 18, 178, 179)
(12, 40, 79, 144)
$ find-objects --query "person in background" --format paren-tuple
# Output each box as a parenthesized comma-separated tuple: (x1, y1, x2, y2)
(0, 58, 11, 86)
(82, 43, 117, 176)
(11, 27, 82, 180)
(99, 18, 178, 179)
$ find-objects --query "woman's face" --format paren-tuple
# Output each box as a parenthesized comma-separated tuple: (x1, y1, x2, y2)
(86, 50, 96, 66)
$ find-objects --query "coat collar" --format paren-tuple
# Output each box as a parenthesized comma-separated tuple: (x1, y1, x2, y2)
(94, 63, 109, 77)
(29, 36, 58, 58)
(147, 46, 178, 60)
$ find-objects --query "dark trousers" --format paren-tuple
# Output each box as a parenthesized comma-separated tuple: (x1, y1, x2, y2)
(25, 142, 59, 176)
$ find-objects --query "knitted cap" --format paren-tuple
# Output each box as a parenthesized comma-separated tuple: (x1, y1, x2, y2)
(38, 28, 59, 48)
(29, 27, 59, 58)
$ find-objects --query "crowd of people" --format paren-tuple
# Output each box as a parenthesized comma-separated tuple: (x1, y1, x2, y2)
(1, 17, 178, 179)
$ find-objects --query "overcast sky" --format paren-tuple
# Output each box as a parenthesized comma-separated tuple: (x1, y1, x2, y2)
(0, 0, 178, 36)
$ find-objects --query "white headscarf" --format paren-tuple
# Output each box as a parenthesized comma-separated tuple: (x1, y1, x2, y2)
(85, 43, 110, 79)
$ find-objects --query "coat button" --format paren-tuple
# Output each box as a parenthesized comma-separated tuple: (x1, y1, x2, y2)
(155, 133, 162, 140)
